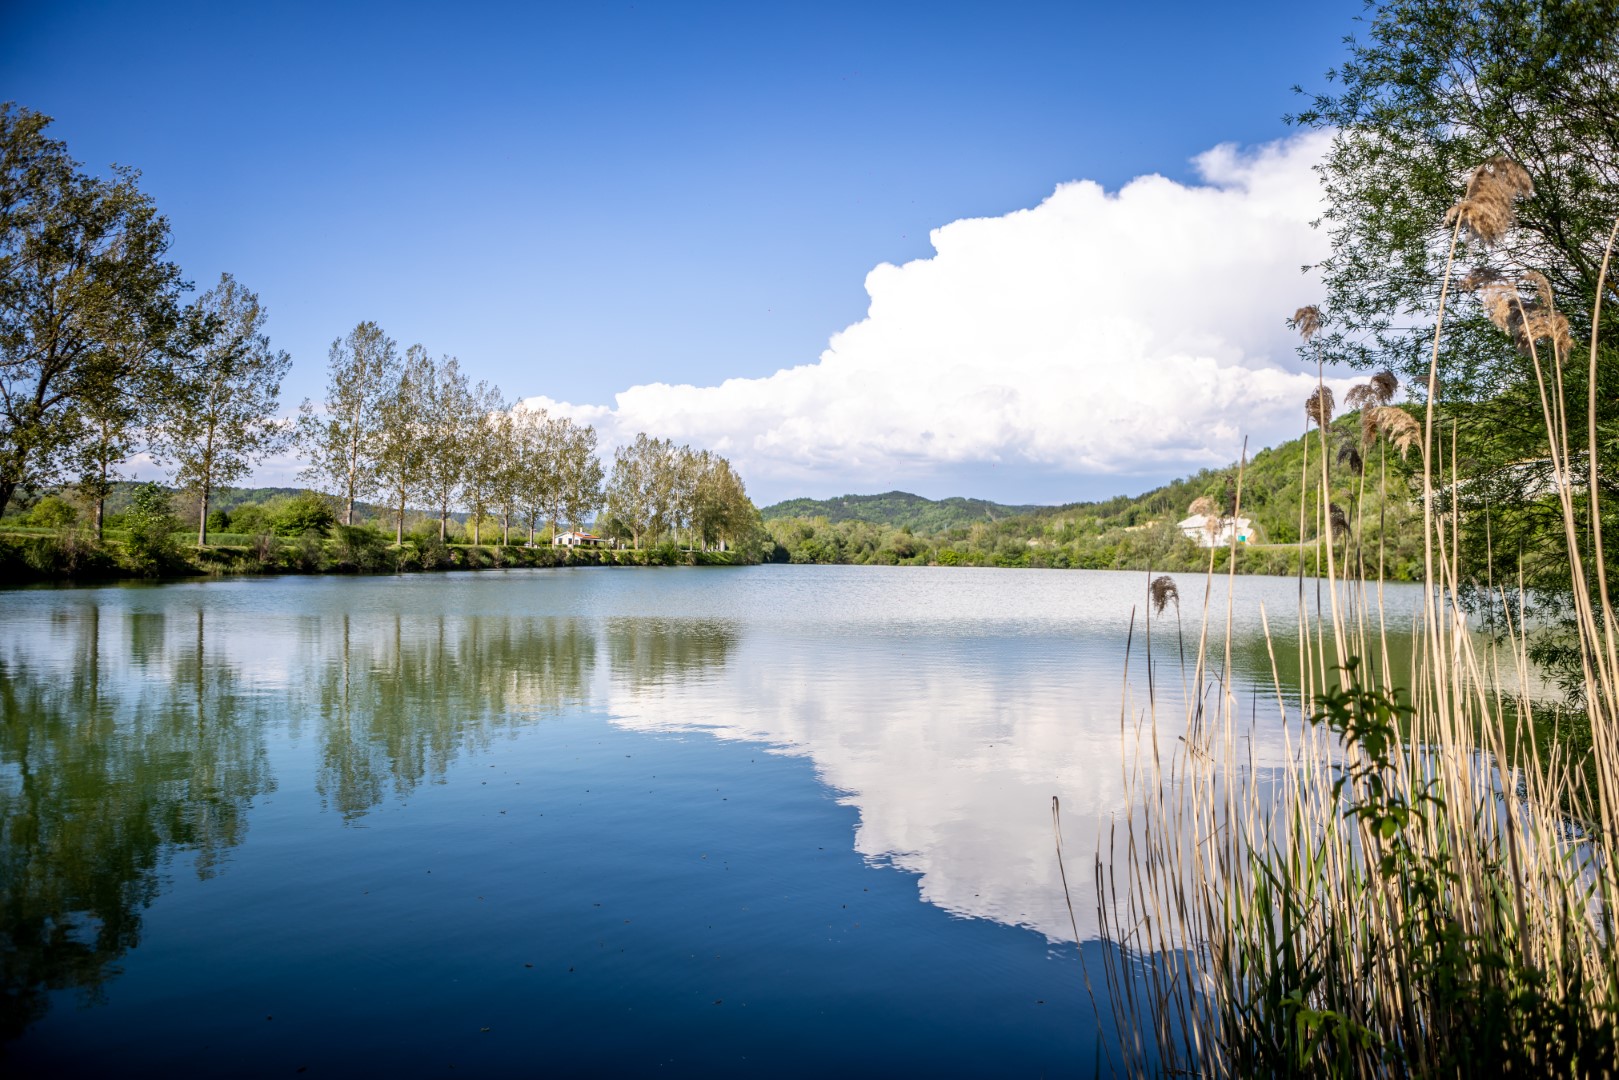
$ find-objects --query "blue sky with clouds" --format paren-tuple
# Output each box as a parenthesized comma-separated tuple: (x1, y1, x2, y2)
(3, 0, 1370, 504)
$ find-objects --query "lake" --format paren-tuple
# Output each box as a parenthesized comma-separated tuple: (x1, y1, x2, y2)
(0, 565, 1422, 1075)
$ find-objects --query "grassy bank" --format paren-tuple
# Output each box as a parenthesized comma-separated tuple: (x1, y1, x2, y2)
(0, 528, 753, 585)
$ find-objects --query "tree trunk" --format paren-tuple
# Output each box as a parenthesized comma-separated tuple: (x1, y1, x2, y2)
(439, 506, 448, 541)
(395, 489, 405, 545)
(473, 514, 481, 546)
(198, 479, 211, 547)
(95, 456, 107, 541)
(501, 513, 509, 545)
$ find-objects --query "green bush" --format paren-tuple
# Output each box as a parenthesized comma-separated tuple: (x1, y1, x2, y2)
(122, 482, 179, 575)
(27, 494, 77, 529)
(272, 493, 336, 537)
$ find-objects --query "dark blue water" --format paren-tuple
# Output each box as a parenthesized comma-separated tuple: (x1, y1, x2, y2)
(1, 566, 1416, 1075)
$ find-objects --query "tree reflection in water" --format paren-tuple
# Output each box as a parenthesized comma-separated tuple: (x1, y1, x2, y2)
(0, 606, 275, 1039)
(0, 603, 738, 1040)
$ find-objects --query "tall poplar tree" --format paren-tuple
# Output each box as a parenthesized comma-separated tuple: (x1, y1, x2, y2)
(460, 379, 506, 546)
(297, 321, 397, 525)
(415, 354, 471, 541)
(155, 274, 292, 545)
(374, 344, 431, 545)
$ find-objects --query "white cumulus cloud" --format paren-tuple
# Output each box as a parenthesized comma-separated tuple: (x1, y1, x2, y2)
(523, 131, 1348, 505)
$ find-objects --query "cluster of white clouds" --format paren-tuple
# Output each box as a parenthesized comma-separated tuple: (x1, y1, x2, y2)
(523, 130, 1348, 505)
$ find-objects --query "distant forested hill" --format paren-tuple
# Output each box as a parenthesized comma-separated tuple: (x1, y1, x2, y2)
(759, 490, 1057, 532)
(760, 413, 1426, 579)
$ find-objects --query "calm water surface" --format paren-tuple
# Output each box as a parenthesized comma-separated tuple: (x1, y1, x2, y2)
(0, 565, 1422, 1076)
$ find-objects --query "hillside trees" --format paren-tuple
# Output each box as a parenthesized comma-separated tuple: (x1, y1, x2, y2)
(297, 321, 397, 526)
(0, 103, 183, 519)
(155, 274, 292, 545)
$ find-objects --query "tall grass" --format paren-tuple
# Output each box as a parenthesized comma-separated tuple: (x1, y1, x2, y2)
(1065, 164, 1619, 1076)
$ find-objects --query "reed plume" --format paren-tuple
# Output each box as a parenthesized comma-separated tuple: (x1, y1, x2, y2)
(1336, 442, 1364, 476)
(1327, 501, 1349, 535)
(1186, 495, 1216, 518)
(1445, 155, 1534, 245)
(1367, 404, 1421, 458)
(1344, 383, 1378, 410)
(1476, 274, 1574, 357)
(1369, 369, 1398, 403)
(1148, 574, 1179, 616)
(1304, 385, 1335, 427)
(1291, 304, 1323, 341)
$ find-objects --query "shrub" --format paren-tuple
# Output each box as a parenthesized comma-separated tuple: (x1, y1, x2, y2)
(272, 492, 336, 537)
(26, 494, 77, 529)
(122, 482, 178, 575)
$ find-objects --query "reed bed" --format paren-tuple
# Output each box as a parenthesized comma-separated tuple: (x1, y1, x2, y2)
(1061, 163, 1619, 1077)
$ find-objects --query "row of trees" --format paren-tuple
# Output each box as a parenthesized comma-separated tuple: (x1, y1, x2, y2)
(293, 323, 760, 550)
(2, 103, 760, 554)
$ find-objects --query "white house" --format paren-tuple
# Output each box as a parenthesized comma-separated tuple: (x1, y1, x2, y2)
(553, 530, 609, 548)
(1177, 514, 1253, 548)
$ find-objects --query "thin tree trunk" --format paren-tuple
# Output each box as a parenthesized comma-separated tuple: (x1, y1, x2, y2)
(439, 505, 448, 541)
(395, 488, 406, 545)
(95, 456, 107, 541)
(198, 478, 210, 547)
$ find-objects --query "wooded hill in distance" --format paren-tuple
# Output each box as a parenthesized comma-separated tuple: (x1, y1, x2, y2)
(761, 412, 1426, 579)
(759, 491, 1054, 532)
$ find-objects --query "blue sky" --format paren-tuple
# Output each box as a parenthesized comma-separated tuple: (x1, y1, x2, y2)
(3, 1, 1369, 504)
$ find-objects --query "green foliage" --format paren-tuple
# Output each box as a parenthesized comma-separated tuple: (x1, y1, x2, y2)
(26, 494, 76, 529)
(205, 508, 231, 533)
(271, 492, 336, 537)
(0, 104, 184, 519)
(331, 524, 387, 571)
(121, 482, 178, 574)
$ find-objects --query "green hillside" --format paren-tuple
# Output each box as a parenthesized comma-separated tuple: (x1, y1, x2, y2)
(760, 490, 1056, 532)
(763, 413, 1426, 579)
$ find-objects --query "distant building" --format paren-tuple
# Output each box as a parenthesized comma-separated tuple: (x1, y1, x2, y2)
(553, 530, 609, 548)
(1177, 514, 1253, 548)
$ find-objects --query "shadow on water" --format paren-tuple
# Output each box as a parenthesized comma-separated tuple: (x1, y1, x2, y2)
(0, 607, 275, 1040)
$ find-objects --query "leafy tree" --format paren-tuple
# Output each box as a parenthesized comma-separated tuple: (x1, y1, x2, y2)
(459, 379, 506, 545)
(154, 274, 291, 546)
(508, 404, 557, 545)
(558, 419, 605, 535)
(1294, 0, 1619, 685)
(374, 344, 431, 545)
(297, 321, 396, 526)
(0, 103, 183, 519)
(414, 354, 471, 541)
